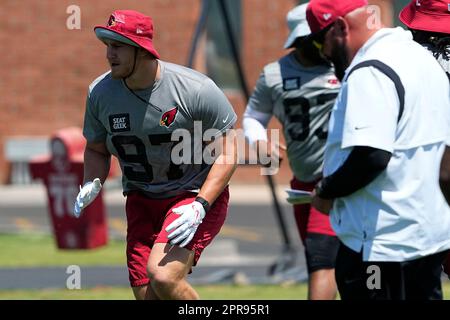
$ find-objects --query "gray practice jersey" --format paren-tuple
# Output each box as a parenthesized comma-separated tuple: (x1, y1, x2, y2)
(246, 52, 340, 182)
(84, 60, 237, 198)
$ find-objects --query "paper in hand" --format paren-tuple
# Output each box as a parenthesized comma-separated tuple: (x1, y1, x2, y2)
(285, 188, 312, 204)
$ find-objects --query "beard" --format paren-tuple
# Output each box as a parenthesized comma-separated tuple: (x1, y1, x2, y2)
(328, 41, 350, 82)
(110, 64, 134, 79)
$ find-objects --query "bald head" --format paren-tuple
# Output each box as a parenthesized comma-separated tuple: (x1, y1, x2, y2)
(317, 5, 385, 80)
(343, 6, 384, 57)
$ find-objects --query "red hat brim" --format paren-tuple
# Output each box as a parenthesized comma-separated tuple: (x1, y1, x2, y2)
(94, 26, 160, 59)
(399, 2, 450, 34)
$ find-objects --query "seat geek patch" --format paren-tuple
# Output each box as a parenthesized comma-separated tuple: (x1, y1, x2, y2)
(283, 77, 300, 91)
(109, 114, 131, 132)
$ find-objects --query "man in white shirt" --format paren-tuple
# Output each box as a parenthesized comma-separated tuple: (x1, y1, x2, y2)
(307, 0, 450, 299)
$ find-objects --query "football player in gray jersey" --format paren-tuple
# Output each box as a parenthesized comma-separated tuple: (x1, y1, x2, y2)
(243, 3, 340, 300)
(73, 10, 238, 300)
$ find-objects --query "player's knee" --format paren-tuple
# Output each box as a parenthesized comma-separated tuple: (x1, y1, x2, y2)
(149, 270, 172, 287)
(146, 257, 160, 278)
(147, 266, 177, 289)
(146, 263, 159, 282)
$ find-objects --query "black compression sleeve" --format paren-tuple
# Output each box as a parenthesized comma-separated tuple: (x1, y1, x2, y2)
(317, 146, 392, 199)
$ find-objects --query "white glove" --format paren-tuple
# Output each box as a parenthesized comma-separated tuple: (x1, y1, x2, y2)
(165, 201, 206, 248)
(73, 178, 102, 218)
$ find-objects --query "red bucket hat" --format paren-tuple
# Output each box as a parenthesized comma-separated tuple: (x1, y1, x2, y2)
(399, 0, 450, 34)
(94, 10, 160, 59)
(306, 0, 368, 34)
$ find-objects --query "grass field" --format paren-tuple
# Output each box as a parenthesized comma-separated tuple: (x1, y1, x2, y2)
(0, 233, 125, 267)
(2, 282, 450, 300)
(0, 233, 311, 299)
(0, 284, 309, 300)
(1, 233, 449, 300)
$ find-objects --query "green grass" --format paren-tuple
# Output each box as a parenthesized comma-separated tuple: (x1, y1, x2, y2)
(0, 233, 311, 299)
(0, 233, 125, 267)
(0, 287, 135, 300)
(2, 283, 450, 300)
(1, 233, 450, 300)
(197, 283, 309, 299)
(0, 284, 308, 300)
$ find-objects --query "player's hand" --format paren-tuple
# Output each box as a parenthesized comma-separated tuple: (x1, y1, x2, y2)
(256, 140, 286, 167)
(165, 201, 206, 248)
(73, 178, 102, 218)
(311, 187, 334, 215)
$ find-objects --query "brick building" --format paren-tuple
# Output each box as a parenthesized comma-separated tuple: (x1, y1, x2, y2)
(0, 0, 402, 185)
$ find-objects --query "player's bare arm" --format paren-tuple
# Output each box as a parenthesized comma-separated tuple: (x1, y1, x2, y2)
(197, 129, 238, 205)
(165, 130, 237, 248)
(83, 141, 111, 184)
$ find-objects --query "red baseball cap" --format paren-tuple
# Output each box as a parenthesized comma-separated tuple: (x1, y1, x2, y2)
(306, 0, 368, 34)
(399, 0, 450, 34)
(94, 10, 160, 59)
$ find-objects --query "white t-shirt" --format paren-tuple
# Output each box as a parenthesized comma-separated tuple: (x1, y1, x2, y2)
(323, 27, 450, 261)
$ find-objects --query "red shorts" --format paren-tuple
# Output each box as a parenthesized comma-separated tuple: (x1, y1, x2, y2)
(290, 177, 336, 245)
(125, 187, 229, 287)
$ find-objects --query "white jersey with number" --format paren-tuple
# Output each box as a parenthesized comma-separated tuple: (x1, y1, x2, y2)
(245, 51, 340, 182)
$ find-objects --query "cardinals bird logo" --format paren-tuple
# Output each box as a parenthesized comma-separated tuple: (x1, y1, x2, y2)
(107, 13, 125, 27)
(160, 106, 178, 127)
(107, 15, 116, 27)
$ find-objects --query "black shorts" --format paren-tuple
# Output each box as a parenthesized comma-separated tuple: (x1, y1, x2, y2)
(335, 241, 448, 300)
(304, 233, 340, 273)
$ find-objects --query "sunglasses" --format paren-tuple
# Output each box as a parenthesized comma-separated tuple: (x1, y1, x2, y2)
(312, 23, 334, 51)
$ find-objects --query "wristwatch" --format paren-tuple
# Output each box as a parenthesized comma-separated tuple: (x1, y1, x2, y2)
(195, 196, 210, 212)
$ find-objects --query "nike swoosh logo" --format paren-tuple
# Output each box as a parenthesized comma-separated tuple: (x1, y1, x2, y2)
(354, 126, 370, 130)
(222, 114, 229, 123)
